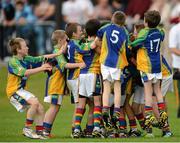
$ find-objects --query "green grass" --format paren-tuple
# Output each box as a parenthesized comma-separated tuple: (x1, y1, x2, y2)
(0, 66, 180, 142)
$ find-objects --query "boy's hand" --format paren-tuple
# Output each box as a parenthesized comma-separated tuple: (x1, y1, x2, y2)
(41, 63, 52, 71)
(79, 62, 86, 69)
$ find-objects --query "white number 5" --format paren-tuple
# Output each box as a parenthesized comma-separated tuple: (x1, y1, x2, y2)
(110, 30, 119, 44)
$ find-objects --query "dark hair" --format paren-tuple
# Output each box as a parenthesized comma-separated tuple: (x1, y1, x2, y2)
(112, 11, 126, 26)
(9, 38, 24, 55)
(65, 22, 80, 39)
(85, 19, 101, 36)
(51, 30, 66, 46)
(144, 10, 161, 28)
(3, 4, 15, 21)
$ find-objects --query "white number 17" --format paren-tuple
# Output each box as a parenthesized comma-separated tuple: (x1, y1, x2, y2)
(150, 38, 160, 52)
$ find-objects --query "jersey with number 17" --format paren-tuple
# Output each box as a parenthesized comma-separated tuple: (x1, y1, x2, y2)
(97, 23, 129, 69)
(131, 27, 165, 73)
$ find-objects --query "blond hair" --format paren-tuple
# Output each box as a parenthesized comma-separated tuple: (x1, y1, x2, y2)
(51, 30, 66, 46)
(9, 37, 24, 55)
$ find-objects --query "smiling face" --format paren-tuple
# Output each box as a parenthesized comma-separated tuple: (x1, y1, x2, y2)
(17, 40, 29, 57)
(73, 25, 83, 40)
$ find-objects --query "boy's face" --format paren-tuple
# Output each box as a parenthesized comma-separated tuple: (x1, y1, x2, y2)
(73, 25, 83, 40)
(17, 40, 29, 57)
(59, 35, 68, 46)
(144, 18, 148, 27)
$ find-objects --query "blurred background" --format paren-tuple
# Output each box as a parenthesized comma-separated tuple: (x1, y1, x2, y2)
(0, 0, 180, 63)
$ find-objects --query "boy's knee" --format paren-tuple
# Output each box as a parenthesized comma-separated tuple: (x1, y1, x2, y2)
(29, 98, 40, 107)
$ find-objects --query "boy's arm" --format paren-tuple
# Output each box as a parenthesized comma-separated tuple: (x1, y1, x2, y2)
(55, 53, 86, 71)
(65, 62, 86, 69)
(90, 37, 101, 54)
(43, 43, 66, 58)
(130, 29, 148, 47)
(9, 58, 52, 77)
(24, 63, 52, 76)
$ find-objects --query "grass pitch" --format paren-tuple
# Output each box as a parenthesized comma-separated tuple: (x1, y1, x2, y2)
(0, 66, 180, 142)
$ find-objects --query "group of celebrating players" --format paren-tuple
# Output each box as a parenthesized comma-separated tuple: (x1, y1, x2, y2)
(6, 10, 173, 139)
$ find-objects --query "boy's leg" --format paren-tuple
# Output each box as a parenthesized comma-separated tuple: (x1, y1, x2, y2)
(112, 80, 121, 127)
(132, 102, 145, 129)
(84, 99, 94, 138)
(119, 108, 127, 138)
(114, 80, 121, 108)
(43, 104, 60, 136)
(43, 94, 63, 137)
(124, 96, 140, 137)
(92, 95, 103, 138)
(153, 80, 169, 131)
(34, 103, 45, 135)
(102, 80, 112, 130)
(24, 97, 42, 139)
(143, 80, 156, 136)
(73, 96, 86, 138)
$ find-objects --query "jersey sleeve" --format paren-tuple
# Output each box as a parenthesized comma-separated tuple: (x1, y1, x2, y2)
(97, 24, 110, 39)
(8, 58, 26, 77)
(130, 28, 148, 47)
(24, 56, 44, 63)
(54, 49, 67, 72)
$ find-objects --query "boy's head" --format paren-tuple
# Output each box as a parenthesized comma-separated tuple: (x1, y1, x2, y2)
(51, 30, 67, 46)
(85, 19, 101, 37)
(144, 10, 161, 28)
(134, 21, 145, 35)
(65, 22, 82, 40)
(9, 37, 28, 56)
(111, 11, 126, 26)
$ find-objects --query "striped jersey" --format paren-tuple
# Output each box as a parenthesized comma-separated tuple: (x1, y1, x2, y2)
(131, 27, 165, 73)
(47, 47, 67, 95)
(78, 41, 100, 74)
(66, 40, 83, 80)
(97, 23, 129, 69)
(6, 55, 44, 98)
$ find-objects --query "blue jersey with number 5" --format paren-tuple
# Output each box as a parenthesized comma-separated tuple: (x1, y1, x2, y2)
(131, 27, 165, 73)
(97, 23, 129, 69)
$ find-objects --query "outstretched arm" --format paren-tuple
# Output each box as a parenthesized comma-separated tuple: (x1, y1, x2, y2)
(25, 63, 52, 76)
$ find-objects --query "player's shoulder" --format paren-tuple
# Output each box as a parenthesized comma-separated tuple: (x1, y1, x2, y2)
(8, 56, 19, 65)
(99, 23, 111, 31)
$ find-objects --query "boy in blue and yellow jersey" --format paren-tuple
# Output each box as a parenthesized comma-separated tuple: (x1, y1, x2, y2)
(130, 10, 168, 137)
(65, 23, 94, 137)
(72, 19, 104, 138)
(43, 30, 85, 138)
(6, 37, 61, 139)
(92, 11, 129, 130)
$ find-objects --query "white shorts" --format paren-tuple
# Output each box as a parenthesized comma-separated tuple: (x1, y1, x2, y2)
(67, 78, 79, 103)
(140, 71, 162, 83)
(133, 86, 145, 104)
(44, 95, 63, 105)
(79, 73, 102, 97)
(109, 93, 126, 107)
(161, 75, 173, 97)
(101, 64, 121, 82)
(10, 89, 35, 112)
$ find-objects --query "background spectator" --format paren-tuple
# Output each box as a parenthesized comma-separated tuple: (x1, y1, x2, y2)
(93, 0, 112, 21)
